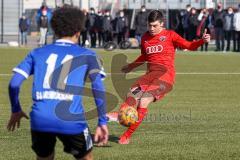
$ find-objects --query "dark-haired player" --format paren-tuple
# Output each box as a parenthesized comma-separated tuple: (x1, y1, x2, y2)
(7, 6, 108, 160)
(107, 10, 210, 144)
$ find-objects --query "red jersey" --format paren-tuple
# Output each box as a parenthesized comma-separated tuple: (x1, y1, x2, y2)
(129, 29, 204, 84)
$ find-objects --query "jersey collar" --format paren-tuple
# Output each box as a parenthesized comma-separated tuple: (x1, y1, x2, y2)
(56, 39, 75, 44)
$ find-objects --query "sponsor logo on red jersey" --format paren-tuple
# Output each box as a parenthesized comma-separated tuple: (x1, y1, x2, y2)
(146, 45, 163, 54)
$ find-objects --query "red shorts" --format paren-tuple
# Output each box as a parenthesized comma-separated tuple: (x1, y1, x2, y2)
(131, 71, 174, 101)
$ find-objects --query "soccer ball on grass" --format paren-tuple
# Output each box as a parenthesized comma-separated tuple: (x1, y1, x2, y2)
(118, 107, 138, 127)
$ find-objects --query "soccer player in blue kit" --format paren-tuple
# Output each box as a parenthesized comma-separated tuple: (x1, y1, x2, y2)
(7, 6, 108, 160)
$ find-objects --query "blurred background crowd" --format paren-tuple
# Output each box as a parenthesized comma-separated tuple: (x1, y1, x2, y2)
(1, 0, 240, 52)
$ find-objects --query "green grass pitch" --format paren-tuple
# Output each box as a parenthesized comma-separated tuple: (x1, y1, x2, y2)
(0, 47, 240, 160)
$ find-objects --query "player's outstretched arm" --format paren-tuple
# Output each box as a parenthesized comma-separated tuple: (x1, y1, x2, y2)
(7, 73, 29, 132)
(173, 29, 210, 50)
(89, 73, 109, 146)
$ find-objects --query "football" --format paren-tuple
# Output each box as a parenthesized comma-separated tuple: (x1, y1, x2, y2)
(118, 107, 138, 127)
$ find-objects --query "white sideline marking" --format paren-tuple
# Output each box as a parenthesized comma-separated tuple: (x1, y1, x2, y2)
(1, 72, 240, 77)
(178, 72, 240, 75)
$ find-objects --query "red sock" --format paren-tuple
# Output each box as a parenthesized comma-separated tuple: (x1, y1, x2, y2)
(122, 107, 148, 138)
(120, 96, 137, 110)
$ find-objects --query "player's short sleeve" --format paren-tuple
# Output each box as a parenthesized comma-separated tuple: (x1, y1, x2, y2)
(12, 52, 34, 79)
(87, 54, 106, 80)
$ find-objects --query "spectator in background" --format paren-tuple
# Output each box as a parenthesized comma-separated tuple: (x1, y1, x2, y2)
(19, 13, 30, 46)
(36, 2, 52, 24)
(212, 2, 225, 51)
(170, 10, 181, 35)
(197, 8, 210, 51)
(96, 11, 104, 48)
(80, 9, 89, 47)
(115, 10, 129, 44)
(182, 4, 191, 40)
(134, 5, 148, 45)
(206, 8, 214, 37)
(188, 7, 199, 41)
(233, 4, 240, 52)
(88, 8, 97, 48)
(38, 9, 48, 46)
(178, 10, 186, 37)
(36, 2, 52, 46)
(102, 10, 113, 44)
(224, 7, 234, 52)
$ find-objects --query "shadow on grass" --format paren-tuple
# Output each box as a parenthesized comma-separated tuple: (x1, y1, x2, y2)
(108, 134, 119, 143)
(90, 134, 119, 147)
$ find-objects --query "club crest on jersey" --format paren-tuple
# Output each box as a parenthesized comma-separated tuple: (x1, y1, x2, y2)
(159, 36, 166, 41)
(146, 45, 163, 54)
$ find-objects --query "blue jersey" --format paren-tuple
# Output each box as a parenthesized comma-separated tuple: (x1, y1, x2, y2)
(12, 39, 106, 134)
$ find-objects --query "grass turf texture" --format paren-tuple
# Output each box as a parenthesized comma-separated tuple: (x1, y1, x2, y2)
(0, 48, 240, 160)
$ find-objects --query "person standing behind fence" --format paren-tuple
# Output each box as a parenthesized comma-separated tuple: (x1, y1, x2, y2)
(36, 2, 52, 21)
(19, 13, 30, 46)
(80, 9, 89, 47)
(96, 11, 104, 48)
(197, 8, 210, 51)
(212, 2, 225, 51)
(182, 4, 191, 40)
(115, 10, 129, 44)
(224, 7, 234, 52)
(102, 10, 113, 44)
(88, 8, 97, 48)
(188, 7, 199, 41)
(233, 4, 240, 52)
(134, 5, 148, 46)
(38, 9, 48, 46)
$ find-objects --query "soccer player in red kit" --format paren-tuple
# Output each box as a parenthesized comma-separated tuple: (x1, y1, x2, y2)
(107, 10, 211, 144)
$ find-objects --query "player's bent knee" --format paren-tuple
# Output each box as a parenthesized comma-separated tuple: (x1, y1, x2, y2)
(139, 92, 155, 107)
